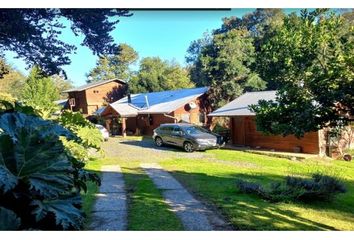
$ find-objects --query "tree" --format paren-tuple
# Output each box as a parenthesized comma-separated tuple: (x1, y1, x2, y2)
(0, 59, 26, 98)
(215, 9, 285, 49)
(0, 58, 9, 78)
(87, 43, 138, 83)
(251, 9, 354, 138)
(187, 29, 266, 108)
(22, 66, 60, 118)
(51, 75, 74, 99)
(0, 9, 131, 77)
(211, 9, 286, 90)
(129, 57, 194, 93)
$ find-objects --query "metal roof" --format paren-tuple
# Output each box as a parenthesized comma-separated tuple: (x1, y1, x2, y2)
(62, 78, 126, 93)
(209, 91, 277, 117)
(101, 87, 208, 117)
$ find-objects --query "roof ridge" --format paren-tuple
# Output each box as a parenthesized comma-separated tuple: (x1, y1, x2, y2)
(63, 78, 126, 93)
(244, 90, 277, 94)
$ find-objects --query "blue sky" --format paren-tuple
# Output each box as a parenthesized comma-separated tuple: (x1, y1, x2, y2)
(5, 9, 299, 87)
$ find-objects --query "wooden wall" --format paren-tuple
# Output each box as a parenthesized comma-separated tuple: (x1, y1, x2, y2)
(67, 81, 127, 115)
(137, 114, 175, 135)
(68, 91, 88, 114)
(85, 81, 127, 115)
(231, 116, 320, 154)
(173, 97, 205, 125)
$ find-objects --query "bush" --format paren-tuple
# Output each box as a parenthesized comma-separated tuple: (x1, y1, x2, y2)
(0, 111, 100, 230)
(236, 174, 347, 203)
(58, 110, 103, 150)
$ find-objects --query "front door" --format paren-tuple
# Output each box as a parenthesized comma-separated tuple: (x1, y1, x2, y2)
(232, 117, 245, 145)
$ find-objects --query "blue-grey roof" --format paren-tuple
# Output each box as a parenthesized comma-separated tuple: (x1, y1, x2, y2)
(54, 99, 68, 107)
(63, 78, 126, 93)
(102, 87, 208, 117)
(209, 91, 277, 117)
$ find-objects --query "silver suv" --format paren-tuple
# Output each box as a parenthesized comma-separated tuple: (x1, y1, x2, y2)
(152, 123, 224, 152)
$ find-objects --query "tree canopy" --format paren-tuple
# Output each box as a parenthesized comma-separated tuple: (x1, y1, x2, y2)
(0, 9, 131, 77)
(87, 43, 138, 83)
(129, 57, 194, 93)
(51, 74, 74, 99)
(0, 60, 25, 98)
(21, 66, 60, 118)
(251, 9, 354, 137)
(185, 9, 287, 108)
(187, 29, 266, 108)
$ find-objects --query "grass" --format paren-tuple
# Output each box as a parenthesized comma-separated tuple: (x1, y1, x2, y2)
(160, 149, 354, 230)
(82, 137, 354, 230)
(121, 160, 183, 230)
(81, 157, 183, 230)
(81, 158, 101, 229)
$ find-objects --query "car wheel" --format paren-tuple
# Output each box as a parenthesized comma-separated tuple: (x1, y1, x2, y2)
(155, 137, 163, 147)
(183, 142, 194, 152)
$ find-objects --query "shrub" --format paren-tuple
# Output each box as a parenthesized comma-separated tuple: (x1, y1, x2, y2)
(58, 110, 103, 151)
(236, 174, 347, 203)
(0, 112, 99, 230)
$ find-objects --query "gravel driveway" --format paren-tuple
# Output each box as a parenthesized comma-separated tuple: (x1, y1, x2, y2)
(102, 136, 213, 162)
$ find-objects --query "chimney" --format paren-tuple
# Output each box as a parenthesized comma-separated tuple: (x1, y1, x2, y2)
(145, 95, 150, 109)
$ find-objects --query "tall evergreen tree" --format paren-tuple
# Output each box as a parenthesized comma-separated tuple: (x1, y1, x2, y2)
(87, 43, 138, 83)
(187, 29, 266, 108)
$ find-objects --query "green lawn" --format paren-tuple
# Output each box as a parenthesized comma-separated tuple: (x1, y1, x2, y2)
(160, 149, 354, 230)
(82, 137, 354, 230)
(82, 157, 183, 230)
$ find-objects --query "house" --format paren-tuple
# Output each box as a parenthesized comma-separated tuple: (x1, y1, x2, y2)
(62, 78, 127, 115)
(209, 91, 326, 155)
(96, 87, 210, 136)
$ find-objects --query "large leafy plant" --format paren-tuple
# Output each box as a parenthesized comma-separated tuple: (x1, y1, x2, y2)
(0, 110, 99, 230)
(58, 110, 104, 164)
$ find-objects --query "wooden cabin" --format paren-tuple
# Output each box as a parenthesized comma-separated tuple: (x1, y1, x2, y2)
(63, 78, 127, 115)
(96, 87, 211, 136)
(209, 91, 325, 155)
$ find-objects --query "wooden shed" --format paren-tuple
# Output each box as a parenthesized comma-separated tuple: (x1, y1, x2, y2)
(209, 91, 324, 155)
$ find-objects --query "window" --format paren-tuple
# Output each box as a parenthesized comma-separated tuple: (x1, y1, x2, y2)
(93, 90, 99, 93)
(172, 126, 182, 134)
(159, 126, 174, 133)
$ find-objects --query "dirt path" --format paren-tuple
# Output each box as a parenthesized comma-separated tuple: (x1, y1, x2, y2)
(141, 163, 230, 231)
(89, 165, 127, 230)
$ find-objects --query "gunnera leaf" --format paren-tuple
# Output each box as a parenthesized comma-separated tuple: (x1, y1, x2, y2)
(0, 207, 21, 230)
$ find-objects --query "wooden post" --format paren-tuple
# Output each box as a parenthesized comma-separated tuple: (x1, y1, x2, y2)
(122, 117, 127, 137)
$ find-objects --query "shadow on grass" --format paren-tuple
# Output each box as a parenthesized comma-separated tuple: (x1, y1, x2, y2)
(168, 170, 354, 230)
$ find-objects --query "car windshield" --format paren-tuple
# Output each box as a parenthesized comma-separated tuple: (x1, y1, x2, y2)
(182, 126, 209, 135)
